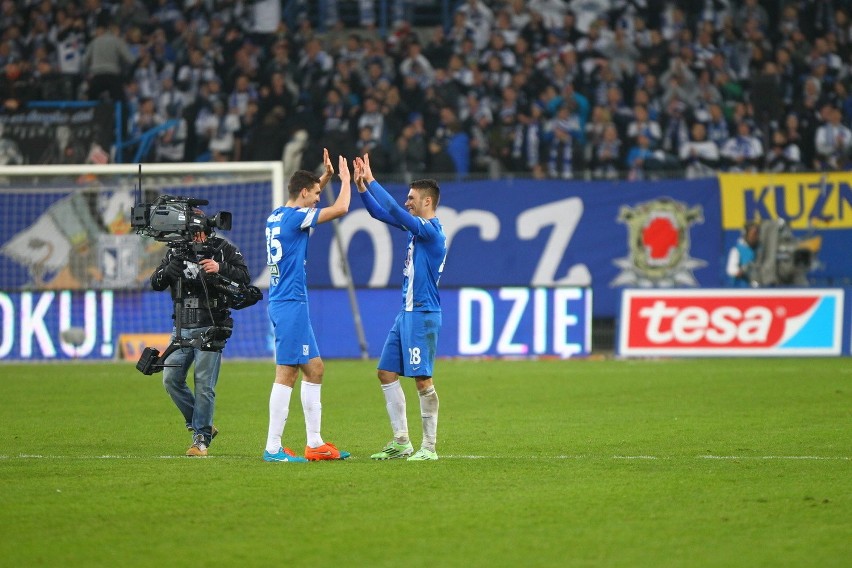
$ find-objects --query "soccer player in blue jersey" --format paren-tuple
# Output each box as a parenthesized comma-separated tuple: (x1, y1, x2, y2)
(262, 149, 352, 463)
(354, 154, 447, 461)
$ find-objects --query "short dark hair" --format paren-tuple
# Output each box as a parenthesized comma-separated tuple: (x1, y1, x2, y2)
(288, 170, 321, 199)
(411, 179, 440, 208)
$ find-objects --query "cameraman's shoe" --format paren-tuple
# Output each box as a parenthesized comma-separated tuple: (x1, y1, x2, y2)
(186, 434, 208, 457)
(186, 425, 219, 441)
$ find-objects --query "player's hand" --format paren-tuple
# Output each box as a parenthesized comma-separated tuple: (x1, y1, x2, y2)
(353, 157, 367, 192)
(323, 147, 334, 178)
(198, 258, 220, 274)
(362, 153, 375, 183)
(338, 155, 350, 183)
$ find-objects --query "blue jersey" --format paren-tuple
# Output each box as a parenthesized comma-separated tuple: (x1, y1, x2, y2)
(266, 205, 320, 302)
(360, 180, 447, 312)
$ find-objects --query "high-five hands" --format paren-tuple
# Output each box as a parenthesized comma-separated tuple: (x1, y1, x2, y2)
(338, 155, 350, 183)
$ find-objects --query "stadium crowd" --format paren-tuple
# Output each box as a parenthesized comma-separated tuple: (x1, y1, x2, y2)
(2, 0, 852, 180)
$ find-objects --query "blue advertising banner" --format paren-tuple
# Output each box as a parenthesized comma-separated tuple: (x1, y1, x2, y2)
(299, 178, 723, 317)
(0, 287, 591, 361)
(1, 178, 722, 318)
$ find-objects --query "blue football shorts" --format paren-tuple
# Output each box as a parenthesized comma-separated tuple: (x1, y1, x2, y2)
(378, 310, 441, 378)
(268, 300, 320, 365)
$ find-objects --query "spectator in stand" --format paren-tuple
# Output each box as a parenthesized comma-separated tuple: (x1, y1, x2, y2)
(228, 73, 259, 119)
(31, 53, 64, 101)
(156, 101, 187, 163)
(379, 85, 409, 145)
(82, 11, 137, 106)
(132, 47, 161, 100)
(128, 96, 163, 161)
(420, 26, 451, 71)
(156, 74, 184, 123)
(50, 6, 87, 100)
(679, 122, 720, 179)
(511, 101, 546, 178)
(548, 102, 575, 179)
(704, 103, 730, 147)
(356, 124, 388, 172)
(318, 86, 351, 159)
(399, 40, 435, 88)
(195, 99, 240, 161)
(625, 133, 657, 181)
(455, 0, 495, 51)
(262, 38, 297, 87)
(176, 48, 216, 106)
(358, 96, 386, 149)
(297, 37, 333, 109)
(234, 99, 261, 161)
(814, 105, 852, 170)
(445, 122, 470, 177)
(258, 70, 295, 121)
(626, 104, 662, 149)
(834, 82, 852, 129)
(591, 122, 622, 179)
(115, 0, 150, 34)
(481, 53, 512, 101)
(659, 97, 689, 158)
(150, 0, 183, 37)
(602, 27, 641, 81)
(468, 104, 501, 179)
(584, 105, 610, 165)
(764, 130, 802, 173)
(602, 85, 633, 139)
(395, 112, 428, 176)
(720, 120, 764, 172)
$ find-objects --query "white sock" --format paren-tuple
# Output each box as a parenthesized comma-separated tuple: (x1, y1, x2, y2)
(418, 386, 439, 452)
(301, 381, 324, 448)
(265, 383, 292, 453)
(381, 380, 409, 444)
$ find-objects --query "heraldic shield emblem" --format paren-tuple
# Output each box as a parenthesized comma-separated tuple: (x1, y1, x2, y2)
(611, 197, 707, 287)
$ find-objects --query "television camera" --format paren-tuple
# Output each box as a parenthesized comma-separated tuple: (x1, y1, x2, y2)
(130, 194, 261, 375)
(747, 219, 822, 287)
(130, 194, 232, 243)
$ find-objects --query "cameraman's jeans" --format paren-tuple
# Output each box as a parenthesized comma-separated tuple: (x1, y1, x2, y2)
(162, 326, 222, 446)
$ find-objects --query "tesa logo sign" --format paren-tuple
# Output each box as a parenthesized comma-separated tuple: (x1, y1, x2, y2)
(619, 289, 843, 357)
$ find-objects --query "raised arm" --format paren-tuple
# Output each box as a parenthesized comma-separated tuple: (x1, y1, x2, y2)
(354, 155, 404, 229)
(318, 147, 334, 189)
(360, 153, 422, 233)
(318, 155, 351, 223)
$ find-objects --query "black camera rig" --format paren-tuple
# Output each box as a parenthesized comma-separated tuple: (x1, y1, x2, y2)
(135, 277, 235, 375)
(131, 194, 232, 243)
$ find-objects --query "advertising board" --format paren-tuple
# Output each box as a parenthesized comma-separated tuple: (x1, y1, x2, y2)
(618, 288, 844, 357)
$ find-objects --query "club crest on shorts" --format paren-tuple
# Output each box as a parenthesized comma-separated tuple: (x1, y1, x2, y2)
(611, 197, 707, 287)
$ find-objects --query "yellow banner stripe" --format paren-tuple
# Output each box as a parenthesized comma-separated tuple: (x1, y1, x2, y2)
(719, 172, 852, 230)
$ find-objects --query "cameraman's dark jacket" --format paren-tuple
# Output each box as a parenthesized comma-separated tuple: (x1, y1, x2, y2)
(150, 236, 250, 329)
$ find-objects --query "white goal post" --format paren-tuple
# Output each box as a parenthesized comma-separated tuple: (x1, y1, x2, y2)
(0, 161, 367, 361)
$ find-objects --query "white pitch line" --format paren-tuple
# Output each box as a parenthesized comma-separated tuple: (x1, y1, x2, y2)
(2, 454, 849, 461)
(699, 455, 850, 461)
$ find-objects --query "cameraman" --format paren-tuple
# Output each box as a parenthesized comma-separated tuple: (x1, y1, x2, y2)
(726, 221, 760, 287)
(150, 211, 250, 456)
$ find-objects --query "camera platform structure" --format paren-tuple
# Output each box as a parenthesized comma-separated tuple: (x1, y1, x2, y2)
(136, 276, 232, 375)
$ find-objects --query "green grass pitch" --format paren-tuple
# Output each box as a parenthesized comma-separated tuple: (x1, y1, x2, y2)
(0, 357, 849, 567)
